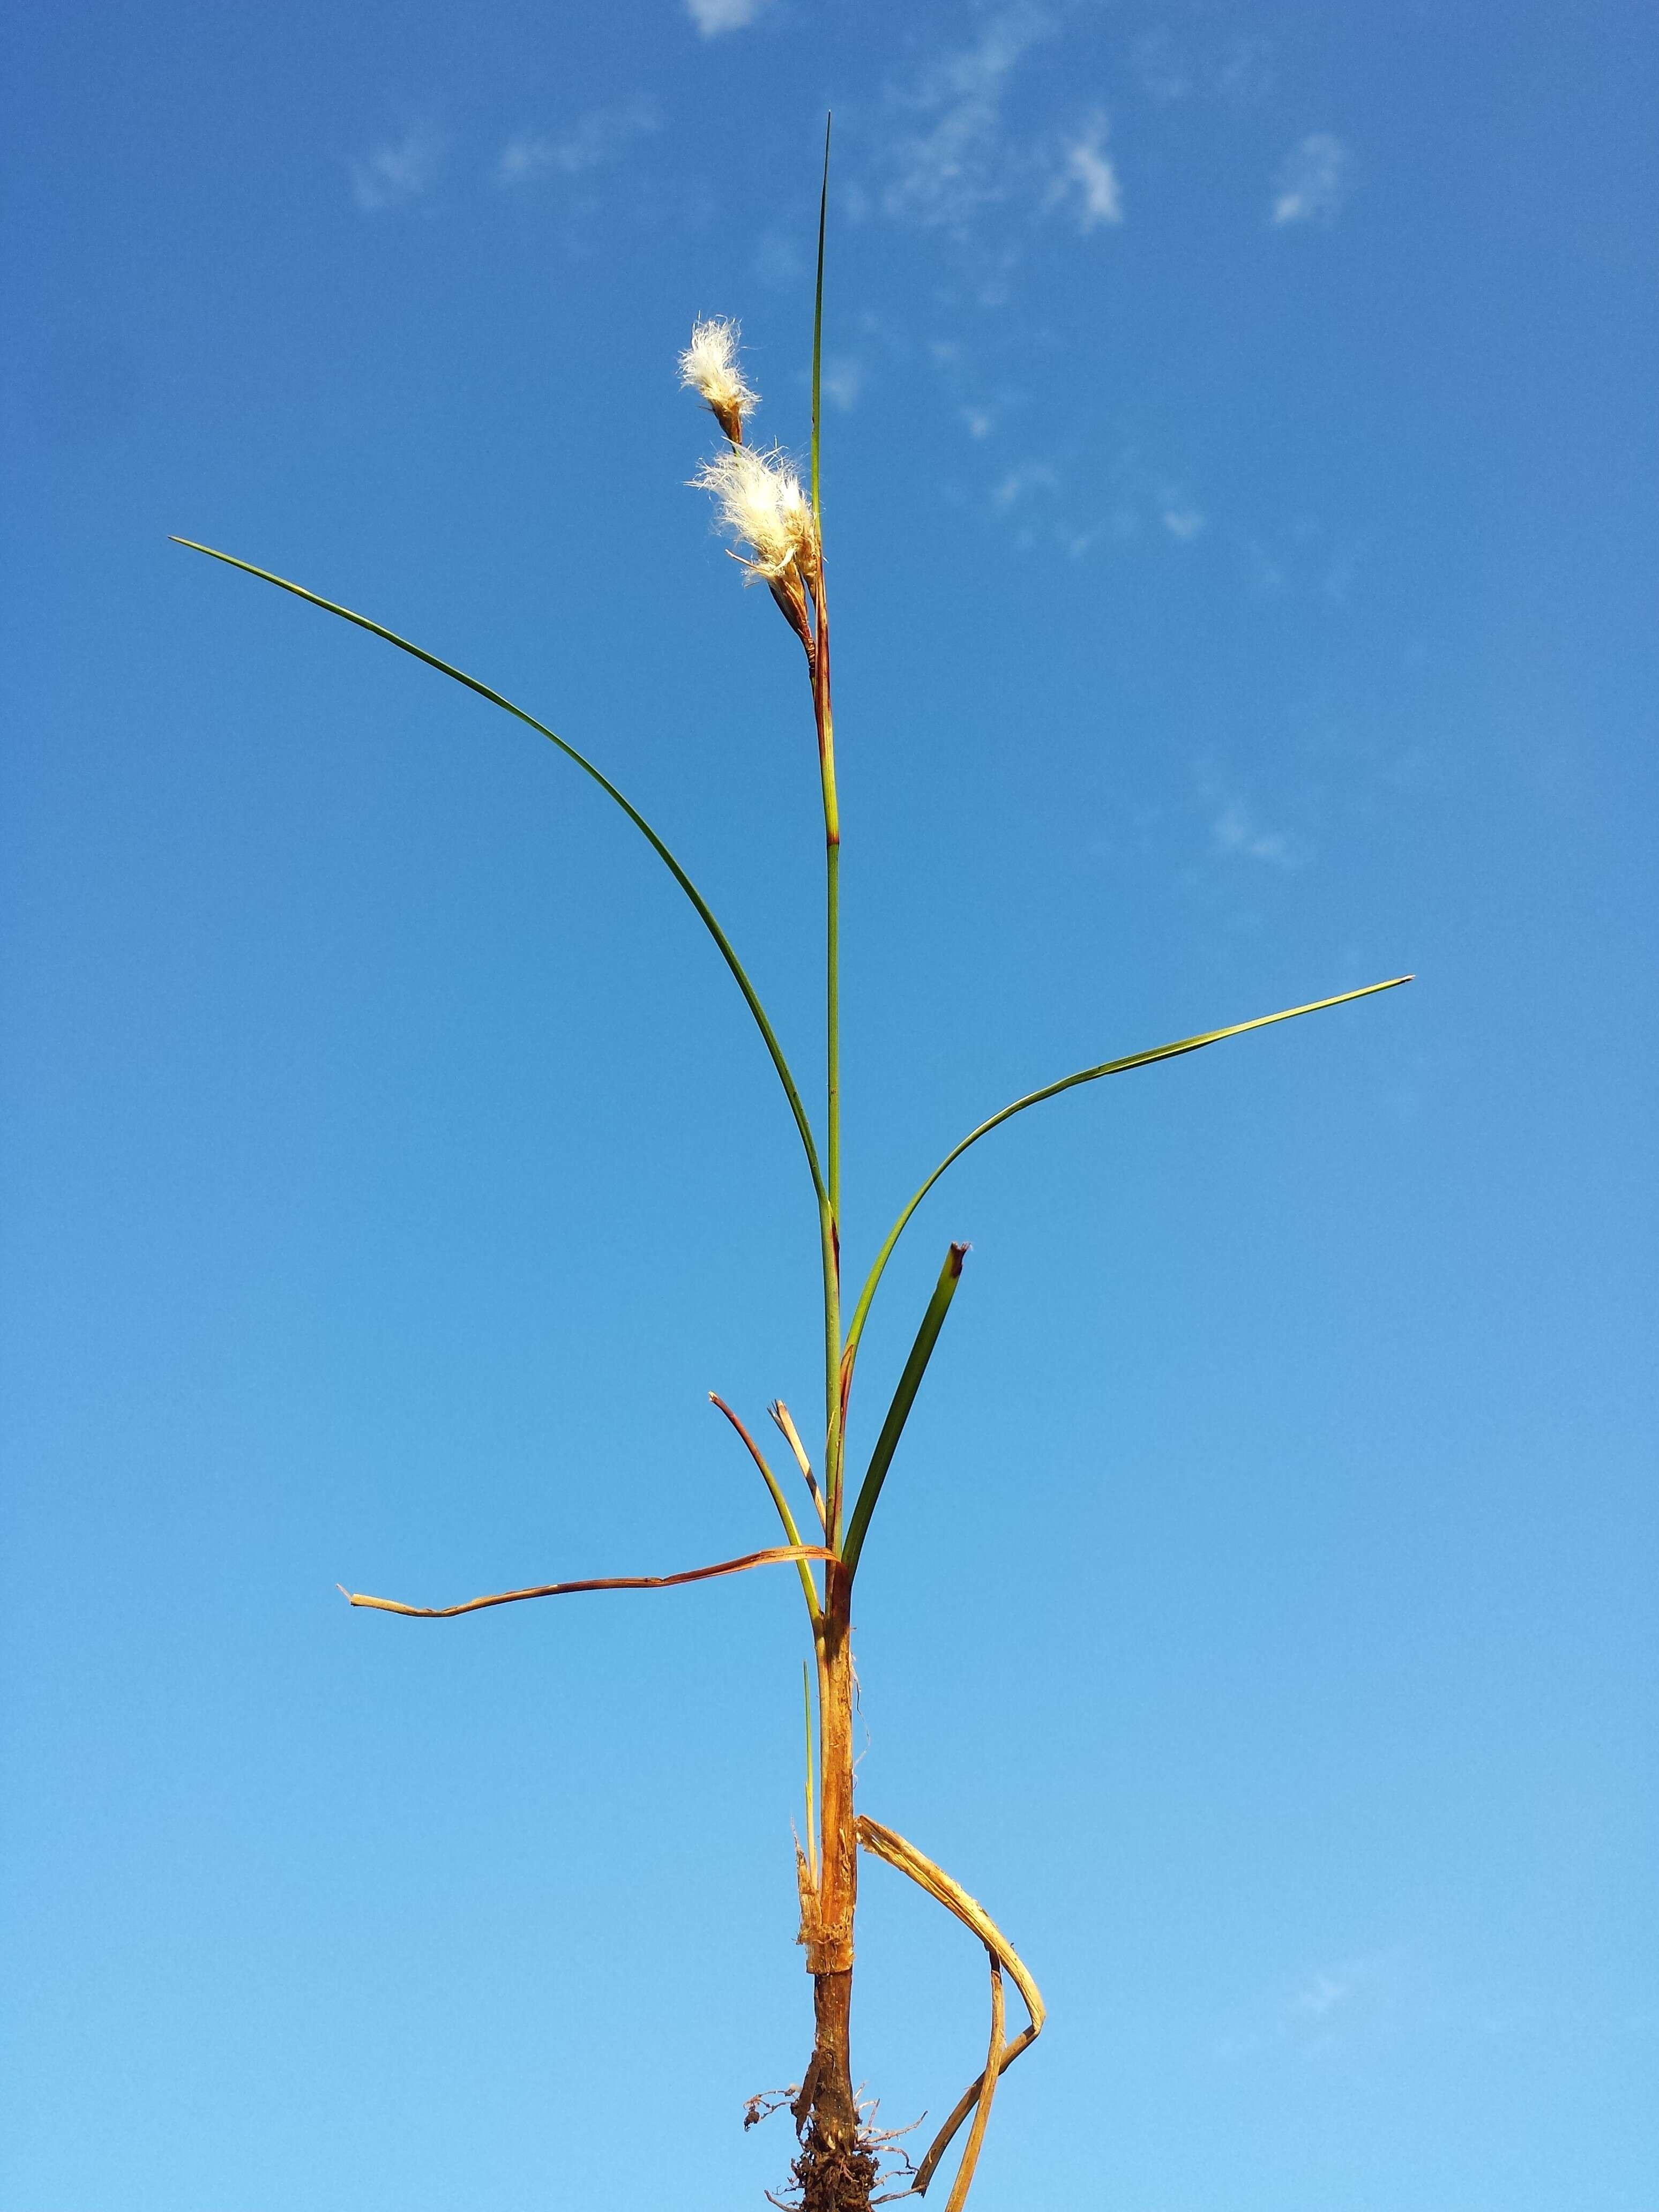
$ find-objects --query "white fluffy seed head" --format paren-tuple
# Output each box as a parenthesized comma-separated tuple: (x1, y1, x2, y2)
(692, 443, 819, 582)
(679, 317, 758, 432)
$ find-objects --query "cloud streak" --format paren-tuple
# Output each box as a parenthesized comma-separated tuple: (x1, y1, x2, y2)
(992, 461, 1059, 509)
(883, 8, 1054, 228)
(1272, 133, 1352, 226)
(496, 100, 657, 186)
(1208, 791, 1302, 869)
(349, 128, 443, 214)
(686, 0, 772, 34)
(1133, 27, 1274, 106)
(1054, 118, 1123, 229)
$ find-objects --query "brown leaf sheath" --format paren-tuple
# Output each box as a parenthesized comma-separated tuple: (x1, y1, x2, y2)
(855, 1817, 1045, 2199)
(940, 1956, 1004, 2212)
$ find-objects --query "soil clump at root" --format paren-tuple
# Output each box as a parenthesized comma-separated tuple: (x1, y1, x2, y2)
(786, 2121, 881, 2212)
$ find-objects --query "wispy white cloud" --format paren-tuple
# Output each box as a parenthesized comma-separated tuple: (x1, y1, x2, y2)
(752, 226, 804, 288)
(1272, 133, 1352, 226)
(992, 461, 1059, 509)
(1229, 513, 1365, 600)
(496, 99, 657, 186)
(1051, 117, 1123, 230)
(1210, 794, 1301, 868)
(686, 0, 772, 34)
(969, 436, 1221, 563)
(349, 128, 443, 214)
(1131, 28, 1191, 103)
(1284, 1953, 1406, 2048)
(1217, 35, 1274, 105)
(1133, 28, 1274, 106)
(820, 356, 865, 411)
(1238, 536, 1285, 592)
(1218, 1951, 1508, 2067)
(883, 8, 1054, 229)
(1294, 1965, 1357, 2018)
(879, 16, 1135, 249)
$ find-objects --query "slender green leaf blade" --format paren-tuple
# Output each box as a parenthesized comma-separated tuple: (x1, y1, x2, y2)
(841, 1242, 969, 1580)
(811, 114, 831, 526)
(843, 974, 1413, 1374)
(170, 536, 828, 1212)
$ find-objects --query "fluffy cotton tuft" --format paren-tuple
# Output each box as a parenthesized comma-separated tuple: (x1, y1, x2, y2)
(693, 443, 818, 581)
(679, 317, 759, 436)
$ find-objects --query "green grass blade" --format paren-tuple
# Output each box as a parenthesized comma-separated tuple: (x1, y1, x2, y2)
(843, 975, 1413, 1377)
(811, 113, 830, 527)
(840, 1242, 968, 1581)
(171, 537, 828, 1213)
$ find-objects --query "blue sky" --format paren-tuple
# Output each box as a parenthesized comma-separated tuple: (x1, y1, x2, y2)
(3, 2, 1655, 2207)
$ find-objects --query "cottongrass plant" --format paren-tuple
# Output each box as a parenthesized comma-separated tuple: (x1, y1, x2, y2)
(175, 126, 1409, 2212)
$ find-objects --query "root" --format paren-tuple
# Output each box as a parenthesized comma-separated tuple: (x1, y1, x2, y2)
(747, 2082, 913, 2212)
(778, 2120, 881, 2212)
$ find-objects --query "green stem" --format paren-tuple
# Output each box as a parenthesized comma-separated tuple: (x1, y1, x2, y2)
(808, 117, 845, 1540)
(819, 1178, 841, 1523)
(814, 614, 841, 1530)
(827, 837, 841, 1227)
(823, 745, 842, 1538)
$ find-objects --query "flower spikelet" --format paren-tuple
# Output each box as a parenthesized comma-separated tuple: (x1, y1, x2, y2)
(679, 317, 758, 443)
(693, 443, 819, 585)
